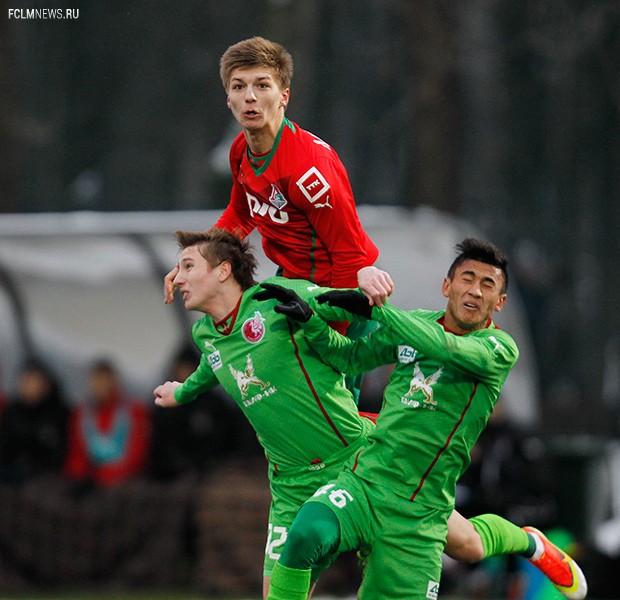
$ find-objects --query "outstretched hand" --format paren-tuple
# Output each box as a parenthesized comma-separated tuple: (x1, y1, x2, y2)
(253, 283, 313, 323)
(315, 290, 373, 319)
(163, 264, 179, 304)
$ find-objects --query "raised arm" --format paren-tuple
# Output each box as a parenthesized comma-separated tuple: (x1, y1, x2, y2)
(153, 352, 219, 407)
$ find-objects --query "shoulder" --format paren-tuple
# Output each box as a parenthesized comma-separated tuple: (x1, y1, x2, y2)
(262, 276, 321, 294)
(191, 315, 213, 336)
(283, 121, 340, 163)
(474, 326, 519, 361)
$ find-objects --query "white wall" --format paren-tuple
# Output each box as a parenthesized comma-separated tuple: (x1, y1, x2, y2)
(0, 206, 539, 425)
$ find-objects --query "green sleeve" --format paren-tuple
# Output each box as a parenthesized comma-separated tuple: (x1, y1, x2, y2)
(173, 352, 219, 404)
(370, 304, 519, 382)
(307, 292, 370, 324)
(301, 313, 396, 375)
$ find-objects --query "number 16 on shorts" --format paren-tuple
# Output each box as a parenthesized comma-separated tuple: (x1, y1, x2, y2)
(312, 483, 354, 509)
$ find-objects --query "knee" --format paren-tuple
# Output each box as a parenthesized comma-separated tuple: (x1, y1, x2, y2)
(280, 504, 341, 569)
(445, 522, 485, 563)
(285, 519, 327, 557)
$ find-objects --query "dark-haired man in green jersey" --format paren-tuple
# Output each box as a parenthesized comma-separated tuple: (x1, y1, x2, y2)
(262, 238, 587, 600)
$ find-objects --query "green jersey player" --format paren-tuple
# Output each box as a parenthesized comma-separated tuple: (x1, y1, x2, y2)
(155, 230, 586, 600)
(262, 238, 587, 600)
(155, 228, 377, 599)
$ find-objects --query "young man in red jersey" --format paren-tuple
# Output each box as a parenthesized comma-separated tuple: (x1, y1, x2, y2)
(164, 36, 393, 314)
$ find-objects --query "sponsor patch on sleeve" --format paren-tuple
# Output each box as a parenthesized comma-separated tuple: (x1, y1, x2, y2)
(296, 166, 330, 204)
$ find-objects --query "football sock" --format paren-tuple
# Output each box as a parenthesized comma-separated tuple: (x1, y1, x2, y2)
(266, 562, 311, 600)
(469, 513, 532, 559)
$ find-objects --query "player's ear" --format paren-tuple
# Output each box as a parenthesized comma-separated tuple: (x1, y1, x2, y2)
(494, 293, 507, 312)
(218, 260, 232, 282)
(280, 88, 290, 109)
(441, 277, 451, 298)
(226, 96, 231, 109)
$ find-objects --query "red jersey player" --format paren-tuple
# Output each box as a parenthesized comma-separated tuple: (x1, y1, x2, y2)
(163, 36, 393, 308)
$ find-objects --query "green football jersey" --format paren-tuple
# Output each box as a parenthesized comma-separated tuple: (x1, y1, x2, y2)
(174, 277, 373, 476)
(302, 301, 519, 509)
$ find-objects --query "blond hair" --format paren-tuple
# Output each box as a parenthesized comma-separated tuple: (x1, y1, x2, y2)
(219, 36, 293, 90)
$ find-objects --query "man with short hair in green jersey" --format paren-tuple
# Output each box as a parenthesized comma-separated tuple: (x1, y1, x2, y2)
(155, 230, 586, 600)
(261, 238, 587, 600)
(155, 227, 376, 599)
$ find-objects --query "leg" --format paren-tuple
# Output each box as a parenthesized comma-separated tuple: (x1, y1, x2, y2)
(446, 510, 588, 600)
(266, 502, 341, 600)
(444, 509, 485, 562)
(359, 498, 448, 599)
(446, 510, 532, 561)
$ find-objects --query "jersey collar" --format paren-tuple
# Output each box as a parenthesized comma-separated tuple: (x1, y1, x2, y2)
(214, 294, 243, 336)
(246, 117, 295, 176)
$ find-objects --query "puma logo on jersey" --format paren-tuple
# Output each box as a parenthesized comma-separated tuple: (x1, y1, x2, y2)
(313, 194, 332, 209)
(296, 166, 330, 205)
(405, 362, 443, 405)
(229, 354, 270, 399)
(489, 335, 503, 352)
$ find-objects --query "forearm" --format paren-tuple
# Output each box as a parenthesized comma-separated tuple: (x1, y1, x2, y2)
(301, 313, 392, 375)
(370, 304, 518, 378)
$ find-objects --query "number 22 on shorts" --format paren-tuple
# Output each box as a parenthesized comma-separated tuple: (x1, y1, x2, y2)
(265, 523, 287, 560)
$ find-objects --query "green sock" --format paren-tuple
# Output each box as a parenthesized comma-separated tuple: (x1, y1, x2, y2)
(266, 561, 311, 600)
(469, 514, 531, 559)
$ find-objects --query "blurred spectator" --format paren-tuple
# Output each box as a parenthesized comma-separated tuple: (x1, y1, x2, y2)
(0, 358, 70, 484)
(64, 358, 150, 488)
(148, 344, 260, 480)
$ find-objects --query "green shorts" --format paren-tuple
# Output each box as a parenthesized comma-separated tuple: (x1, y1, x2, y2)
(262, 416, 374, 578)
(307, 468, 451, 599)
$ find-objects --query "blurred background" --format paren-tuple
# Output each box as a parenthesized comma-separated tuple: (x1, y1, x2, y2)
(0, 0, 619, 598)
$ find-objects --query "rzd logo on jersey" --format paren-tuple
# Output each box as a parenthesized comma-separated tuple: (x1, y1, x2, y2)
(246, 192, 289, 223)
(242, 311, 266, 343)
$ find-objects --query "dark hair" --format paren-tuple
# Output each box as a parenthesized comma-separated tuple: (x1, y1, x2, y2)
(447, 238, 509, 292)
(219, 36, 293, 90)
(89, 358, 117, 376)
(175, 227, 258, 290)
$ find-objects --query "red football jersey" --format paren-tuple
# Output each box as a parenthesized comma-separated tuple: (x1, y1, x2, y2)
(215, 118, 379, 288)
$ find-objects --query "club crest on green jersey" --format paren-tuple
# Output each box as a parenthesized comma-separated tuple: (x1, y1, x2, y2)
(229, 354, 271, 399)
(242, 311, 266, 343)
(403, 362, 443, 407)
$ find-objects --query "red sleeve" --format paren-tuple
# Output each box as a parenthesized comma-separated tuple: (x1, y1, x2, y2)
(214, 135, 256, 238)
(290, 155, 378, 288)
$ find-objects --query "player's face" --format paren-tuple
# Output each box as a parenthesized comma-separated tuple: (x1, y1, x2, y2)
(174, 246, 222, 312)
(441, 259, 506, 333)
(226, 66, 289, 135)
